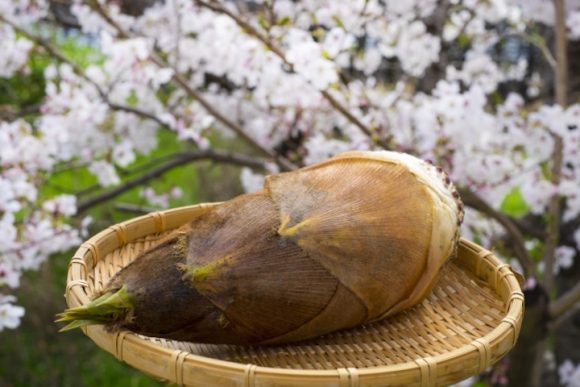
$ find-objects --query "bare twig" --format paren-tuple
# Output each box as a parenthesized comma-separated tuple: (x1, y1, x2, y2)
(460, 188, 536, 277)
(87, 0, 130, 39)
(1, 15, 86, 77)
(5, 7, 293, 171)
(76, 153, 192, 198)
(549, 301, 580, 332)
(77, 149, 268, 213)
(107, 101, 169, 128)
(549, 280, 580, 320)
(119, 153, 191, 177)
(87, 0, 295, 170)
(114, 203, 157, 214)
(165, 68, 280, 160)
(543, 0, 568, 293)
(194, 0, 391, 150)
(550, 307, 580, 338)
(0, 103, 41, 120)
(513, 215, 546, 240)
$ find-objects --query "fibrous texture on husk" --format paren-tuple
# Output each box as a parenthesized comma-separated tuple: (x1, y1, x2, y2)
(58, 151, 464, 345)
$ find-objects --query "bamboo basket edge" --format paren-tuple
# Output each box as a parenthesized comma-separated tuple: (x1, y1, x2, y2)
(64, 203, 525, 387)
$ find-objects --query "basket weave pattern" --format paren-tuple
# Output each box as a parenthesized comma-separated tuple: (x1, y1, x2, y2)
(65, 204, 524, 386)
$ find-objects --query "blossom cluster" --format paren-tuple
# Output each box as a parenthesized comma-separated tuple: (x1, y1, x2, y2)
(559, 359, 580, 387)
(141, 186, 183, 209)
(0, 118, 85, 331)
(0, 295, 24, 332)
(0, 2, 578, 366)
(511, 0, 580, 40)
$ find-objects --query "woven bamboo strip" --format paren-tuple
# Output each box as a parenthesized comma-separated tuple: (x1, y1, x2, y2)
(64, 204, 524, 387)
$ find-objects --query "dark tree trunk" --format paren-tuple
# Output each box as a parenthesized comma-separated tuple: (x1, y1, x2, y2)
(554, 225, 580, 384)
(552, 29, 580, 373)
(505, 283, 549, 387)
(568, 40, 580, 103)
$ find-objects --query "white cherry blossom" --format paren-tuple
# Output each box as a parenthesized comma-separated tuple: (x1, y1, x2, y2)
(0, 295, 24, 331)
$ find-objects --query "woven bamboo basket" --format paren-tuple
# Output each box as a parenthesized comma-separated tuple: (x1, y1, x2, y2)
(64, 203, 524, 387)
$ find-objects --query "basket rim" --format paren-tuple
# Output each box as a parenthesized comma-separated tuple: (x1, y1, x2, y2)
(64, 203, 524, 386)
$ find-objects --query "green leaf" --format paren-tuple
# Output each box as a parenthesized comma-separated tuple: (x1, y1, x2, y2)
(277, 16, 292, 26)
(57, 34, 105, 69)
(457, 33, 471, 49)
(126, 89, 139, 107)
(56, 286, 134, 331)
(332, 15, 345, 29)
(500, 187, 530, 218)
(257, 14, 270, 30)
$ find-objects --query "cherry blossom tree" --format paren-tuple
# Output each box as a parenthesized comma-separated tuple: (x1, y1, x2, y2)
(1, 0, 580, 385)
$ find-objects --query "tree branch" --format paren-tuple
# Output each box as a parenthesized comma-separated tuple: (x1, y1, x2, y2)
(5, 8, 294, 171)
(549, 302, 580, 333)
(0, 15, 169, 130)
(106, 101, 169, 129)
(554, 0, 569, 106)
(512, 215, 546, 240)
(194, 0, 392, 150)
(75, 153, 188, 198)
(549, 280, 580, 320)
(114, 203, 157, 214)
(1, 15, 89, 82)
(543, 0, 568, 292)
(77, 149, 268, 213)
(501, 31, 557, 70)
(0, 103, 41, 121)
(87, 0, 130, 39)
(164, 68, 280, 160)
(87, 0, 295, 171)
(459, 188, 536, 277)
